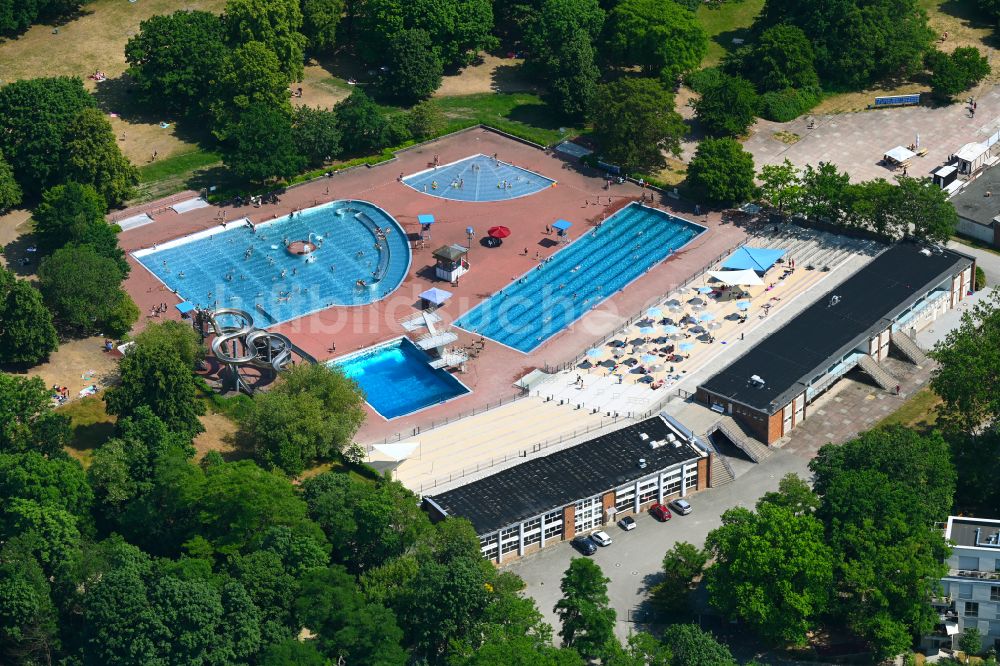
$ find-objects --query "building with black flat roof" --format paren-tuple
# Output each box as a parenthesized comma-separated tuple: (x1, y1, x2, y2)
(423, 414, 710, 563)
(697, 242, 974, 444)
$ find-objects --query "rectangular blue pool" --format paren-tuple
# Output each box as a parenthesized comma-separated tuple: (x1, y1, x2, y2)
(453, 203, 706, 352)
(332, 338, 470, 419)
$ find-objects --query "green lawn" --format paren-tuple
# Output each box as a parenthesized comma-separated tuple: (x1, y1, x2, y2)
(431, 92, 582, 145)
(132, 149, 224, 203)
(57, 395, 116, 467)
(877, 387, 941, 431)
(696, 0, 765, 67)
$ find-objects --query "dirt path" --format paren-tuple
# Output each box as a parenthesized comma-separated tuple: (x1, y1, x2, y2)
(435, 54, 535, 97)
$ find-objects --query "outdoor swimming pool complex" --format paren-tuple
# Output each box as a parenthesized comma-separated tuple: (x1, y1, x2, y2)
(134, 201, 410, 326)
(453, 203, 706, 352)
(402, 154, 555, 202)
(333, 338, 470, 419)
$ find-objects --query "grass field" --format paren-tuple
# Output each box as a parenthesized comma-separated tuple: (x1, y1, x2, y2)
(876, 387, 942, 431)
(696, 0, 764, 67)
(57, 395, 116, 467)
(432, 92, 582, 146)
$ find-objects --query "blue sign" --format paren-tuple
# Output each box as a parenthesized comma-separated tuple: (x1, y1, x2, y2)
(874, 94, 921, 107)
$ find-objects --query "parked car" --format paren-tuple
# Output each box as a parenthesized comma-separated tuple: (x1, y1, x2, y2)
(668, 498, 692, 516)
(618, 516, 637, 531)
(649, 503, 672, 522)
(571, 535, 597, 555)
(590, 531, 613, 547)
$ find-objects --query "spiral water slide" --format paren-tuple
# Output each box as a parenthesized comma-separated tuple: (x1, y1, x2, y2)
(207, 309, 316, 379)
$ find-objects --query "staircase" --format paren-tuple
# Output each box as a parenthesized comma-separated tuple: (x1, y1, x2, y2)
(891, 331, 928, 365)
(709, 452, 735, 487)
(857, 354, 898, 391)
(707, 416, 772, 463)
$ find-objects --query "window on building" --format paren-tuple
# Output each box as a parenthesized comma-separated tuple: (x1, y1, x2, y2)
(991, 586, 1000, 602)
(995, 558, 1000, 573)
(523, 518, 542, 547)
(965, 601, 979, 617)
(663, 472, 681, 497)
(959, 555, 980, 572)
(574, 496, 601, 533)
(637, 476, 658, 504)
(959, 583, 974, 599)
(500, 526, 520, 555)
(480, 533, 498, 558)
(615, 484, 635, 511)
(684, 468, 698, 489)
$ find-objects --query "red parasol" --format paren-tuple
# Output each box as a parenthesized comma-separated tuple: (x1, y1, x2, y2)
(487, 225, 511, 239)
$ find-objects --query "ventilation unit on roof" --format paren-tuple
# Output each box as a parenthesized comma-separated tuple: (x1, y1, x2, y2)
(920, 247, 932, 257)
(649, 440, 664, 450)
(638, 458, 647, 469)
(667, 433, 677, 444)
(639, 432, 649, 441)
(828, 294, 841, 307)
(749, 374, 765, 387)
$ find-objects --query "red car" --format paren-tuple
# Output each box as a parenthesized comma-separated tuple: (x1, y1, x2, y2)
(649, 503, 672, 522)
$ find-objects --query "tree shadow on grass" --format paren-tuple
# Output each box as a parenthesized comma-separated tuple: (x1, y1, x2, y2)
(506, 102, 565, 130)
(711, 27, 753, 57)
(490, 63, 536, 94)
(2, 230, 40, 279)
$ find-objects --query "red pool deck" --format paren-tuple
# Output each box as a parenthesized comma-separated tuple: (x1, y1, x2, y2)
(118, 128, 747, 444)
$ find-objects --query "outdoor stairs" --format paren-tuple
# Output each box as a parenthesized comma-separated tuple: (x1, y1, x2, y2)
(857, 354, 898, 391)
(707, 416, 772, 464)
(891, 331, 928, 365)
(709, 450, 735, 487)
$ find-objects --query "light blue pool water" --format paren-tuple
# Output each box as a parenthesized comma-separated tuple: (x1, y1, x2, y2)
(134, 200, 410, 326)
(402, 154, 555, 202)
(453, 203, 706, 353)
(333, 338, 470, 419)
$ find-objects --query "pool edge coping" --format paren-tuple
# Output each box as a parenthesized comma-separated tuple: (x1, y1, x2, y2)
(401, 153, 558, 203)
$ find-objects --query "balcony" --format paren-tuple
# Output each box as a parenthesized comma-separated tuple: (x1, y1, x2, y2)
(948, 568, 1000, 580)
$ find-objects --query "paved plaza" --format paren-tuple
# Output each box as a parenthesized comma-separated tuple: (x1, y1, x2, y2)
(745, 84, 1000, 182)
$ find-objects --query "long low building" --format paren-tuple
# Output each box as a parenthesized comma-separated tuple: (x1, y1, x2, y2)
(697, 241, 974, 444)
(423, 414, 710, 563)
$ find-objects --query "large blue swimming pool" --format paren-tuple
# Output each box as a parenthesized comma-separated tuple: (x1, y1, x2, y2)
(453, 203, 705, 352)
(134, 200, 410, 326)
(402, 154, 555, 202)
(333, 338, 470, 419)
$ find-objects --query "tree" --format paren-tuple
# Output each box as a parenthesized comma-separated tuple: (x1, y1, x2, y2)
(603, 632, 671, 666)
(522, 0, 604, 72)
(847, 178, 902, 238)
(894, 175, 958, 242)
(303, 472, 431, 572)
(649, 541, 707, 616)
(378, 29, 444, 103)
(757, 473, 820, 516)
(0, 77, 96, 197)
(295, 566, 407, 664)
(335, 89, 392, 155)
(554, 558, 615, 660)
(734, 24, 818, 92)
(811, 426, 956, 522)
(0, 452, 92, 522)
(0, 267, 59, 366)
(687, 138, 756, 206)
(293, 106, 342, 167)
(661, 624, 736, 666)
(758, 159, 802, 214)
(546, 30, 600, 120)
(591, 78, 686, 172)
(356, 0, 496, 69)
(694, 73, 759, 137)
(224, 104, 305, 183)
(105, 335, 206, 438)
(212, 41, 292, 140)
(0, 150, 21, 211)
(237, 364, 365, 475)
(604, 0, 707, 81)
(753, 0, 934, 88)
(38, 245, 136, 337)
(959, 627, 982, 660)
(0, 0, 84, 35)
(0, 374, 71, 457)
(224, 0, 306, 80)
(796, 161, 851, 223)
(931, 289, 1000, 433)
(32, 182, 107, 254)
(0, 541, 59, 665)
(706, 503, 833, 645)
(927, 47, 991, 100)
(60, 112, 133, 206)
(2, 499, 83, 578)
(125, 10, 228, 117)
(408, 100, 445, 140)
(133, 320, 205, 369)
(260, 638, 327, 665)
(301, 0, 343, 53)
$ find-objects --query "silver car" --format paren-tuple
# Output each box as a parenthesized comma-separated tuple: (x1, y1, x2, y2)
(668, 498, 692, 515)
(590, 530, 613, 547)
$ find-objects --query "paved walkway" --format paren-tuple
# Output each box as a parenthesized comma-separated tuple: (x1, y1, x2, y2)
(745, 85, 1000, 182)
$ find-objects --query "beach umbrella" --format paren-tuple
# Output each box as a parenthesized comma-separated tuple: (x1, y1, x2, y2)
(642, 353, 658, 363)
(609, 339, 626, 348)
(707, 321, 722, 331)
(698, 311, 715, 322)
(662, 325, 679, 334)
(689, 297, 705, 306)
(736, 300, 751, 311)
(629, 337, 645, 346)
(665, 299, 681, 307)
(697, 286, 713, 294)
(647, 307, 662, 318)
(586, 348, 603, 358)
(649, 363, 664, 372)
(600, 359, 616, 368)
(578, 359, 593, 369)
(670, 331, 686, 341)
(612, 348, 625, 358)
(487, 225, 511, 238)
(622, 357, 639, 366)
(639, 374, 655, 383)
(638, 326, 655, 334)
(679, 342, 695, 352)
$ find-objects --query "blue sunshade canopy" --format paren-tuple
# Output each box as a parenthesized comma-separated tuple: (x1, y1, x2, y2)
(722, 247, 787, 273)
(418, 214, 435, 225)
(419, 287, 452, 304)
(175, 301, 196, 314)
(552, 219, 573, 231)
